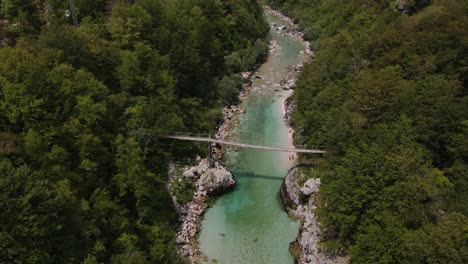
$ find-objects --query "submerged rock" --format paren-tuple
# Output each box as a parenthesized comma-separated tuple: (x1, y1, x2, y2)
(289, 240, 302, 261)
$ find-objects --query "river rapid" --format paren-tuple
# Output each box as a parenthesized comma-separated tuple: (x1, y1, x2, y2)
(197, 12, 306, 264)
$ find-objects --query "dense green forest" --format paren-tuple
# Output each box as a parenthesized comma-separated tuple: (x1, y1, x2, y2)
(270, 0, 467, 263)
(0, 0, 268, 263)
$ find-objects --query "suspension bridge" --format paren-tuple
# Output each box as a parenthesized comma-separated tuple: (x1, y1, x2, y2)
(166, 133, 325, 154)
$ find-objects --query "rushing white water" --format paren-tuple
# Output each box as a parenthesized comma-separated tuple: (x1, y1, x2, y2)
(198, 13, 306, 264)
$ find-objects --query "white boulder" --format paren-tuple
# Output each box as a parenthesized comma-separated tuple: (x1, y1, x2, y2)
(300, 178, 321, 196)
(197, 162, 235, 195)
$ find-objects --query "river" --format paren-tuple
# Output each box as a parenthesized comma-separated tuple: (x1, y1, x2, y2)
(198, 12, 305, 264)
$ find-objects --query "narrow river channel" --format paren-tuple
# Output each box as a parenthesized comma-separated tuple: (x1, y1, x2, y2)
(198, 13, 305, 263)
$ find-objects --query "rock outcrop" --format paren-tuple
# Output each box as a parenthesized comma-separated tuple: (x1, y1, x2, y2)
(267, 5, 348, 263)
(197, 160, 235, 195)
(168, 159, 235, 263)
(396, 0, 431, 14)
(300, 178, 320, 196)
(284, 96, 295, 125)
(280, 167, 347, 264)
(168, 11, 280, 262)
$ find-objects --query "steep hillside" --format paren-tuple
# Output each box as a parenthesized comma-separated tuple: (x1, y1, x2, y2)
(271, 0, 468, 263)
(0, 1, 268, 263)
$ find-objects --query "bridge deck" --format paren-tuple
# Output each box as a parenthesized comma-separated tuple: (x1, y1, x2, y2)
(167, 135, 326, 154)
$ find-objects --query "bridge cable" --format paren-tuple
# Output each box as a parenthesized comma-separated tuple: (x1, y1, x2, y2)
(69, 0, 79, 27)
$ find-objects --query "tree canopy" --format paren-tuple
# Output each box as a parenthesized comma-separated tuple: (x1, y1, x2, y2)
(0, 0, 268, 262)
(271, 0, 468, 263)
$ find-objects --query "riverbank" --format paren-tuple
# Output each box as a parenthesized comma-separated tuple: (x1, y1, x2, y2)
(212, 7, 314, 161)
(267, 6, 349, 264)
(280, 167, 348, 264)
(168, 13, 280, 263)
(211, 40, 279, 160)
(170, 6, 320, 263)
(210, 70, 253, 160)
(196, 9, 305, 263)
(263, 6, 311, 129)
(168, 159, 235, 262)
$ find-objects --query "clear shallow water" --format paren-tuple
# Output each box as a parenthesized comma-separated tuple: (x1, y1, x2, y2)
(198, 13, 304, 264)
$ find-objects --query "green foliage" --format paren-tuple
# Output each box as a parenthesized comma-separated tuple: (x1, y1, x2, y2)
(277, 0, 468, 262)
(109, 4, 152, 49)
(0, 159, 82, 263)
(172, 176, 196, 204)
(73, 0, 107, 19)
(349, 217, 406, 263)
(402, 213, 468, 264)
(0, 0, 268, 262)
(217, 74, 243, 104)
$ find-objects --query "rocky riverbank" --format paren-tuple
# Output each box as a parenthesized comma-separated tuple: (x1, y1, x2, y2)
(170, 6, 326, 263)
(266, 9, 312, 55)
(284, 96, 294, 126)
(280, 167, 347, 264)
(168, 159, 235, 263)
(269, 6, 349, 264)
(168, 13, 283, 262)
(211, 37, 280, 160)
(211, 86, 249, 160)
(169, 66, 265, 261)
(263, 7, 312, 125)
(211, 7, 300, 160)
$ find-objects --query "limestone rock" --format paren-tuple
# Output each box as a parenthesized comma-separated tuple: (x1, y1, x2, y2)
(396, 0, 430, 14)
(300, 178, 320, 196)
(183, 170, 195, 178)
(168, 158, 236, 262)
(194, 159, 209, 176)
(198, 162, 235, 195)
(176, 237, 185, 244)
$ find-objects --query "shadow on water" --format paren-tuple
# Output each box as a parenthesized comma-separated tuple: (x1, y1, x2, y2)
(198, 12, 303, 263)
(234, 172, 284, 181)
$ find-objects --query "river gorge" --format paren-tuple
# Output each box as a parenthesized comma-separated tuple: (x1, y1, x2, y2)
(197, 10, 307, 264)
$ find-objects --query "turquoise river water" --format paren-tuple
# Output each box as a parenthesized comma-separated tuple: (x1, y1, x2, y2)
(198, 13, 305, 264)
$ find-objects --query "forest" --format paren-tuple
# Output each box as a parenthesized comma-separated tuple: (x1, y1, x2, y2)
(0, 0, 268, 263)
(270, 0, 467, 263)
